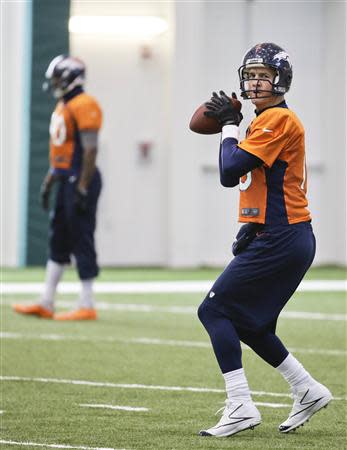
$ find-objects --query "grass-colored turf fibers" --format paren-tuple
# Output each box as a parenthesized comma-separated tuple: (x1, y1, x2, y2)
(1, 267, 346, 449)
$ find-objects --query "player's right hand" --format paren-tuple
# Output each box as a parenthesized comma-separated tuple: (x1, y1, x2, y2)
(205, 91, 243, 126)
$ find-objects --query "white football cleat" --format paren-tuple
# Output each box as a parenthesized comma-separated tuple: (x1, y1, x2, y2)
(199, 400, 261, 437)
(279, 382, 333, 433)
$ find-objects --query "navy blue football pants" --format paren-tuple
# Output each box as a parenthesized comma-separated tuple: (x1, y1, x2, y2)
(198, 222, 316, 373)
(49, 169, 102, 280)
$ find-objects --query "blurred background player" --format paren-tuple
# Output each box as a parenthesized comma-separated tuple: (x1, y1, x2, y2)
(13, 55, 102, 320)
(197, 43, 332, 437)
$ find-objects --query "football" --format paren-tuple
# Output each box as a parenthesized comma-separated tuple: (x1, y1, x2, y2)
(189, 95, 242, 135)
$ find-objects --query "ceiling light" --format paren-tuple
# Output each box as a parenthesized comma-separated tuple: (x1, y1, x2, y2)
(69, 16, 168, 38)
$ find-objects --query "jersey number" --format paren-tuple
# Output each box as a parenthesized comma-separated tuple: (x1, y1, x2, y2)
(239, 172, 252, 191)
(50, 112, 67, 146)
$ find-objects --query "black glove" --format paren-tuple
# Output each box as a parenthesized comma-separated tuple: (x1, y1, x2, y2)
(232, 223, 263, 256)
(204, 91, 243, 126)
(74, 187, 88, 214)
(40, 182, 51, 211)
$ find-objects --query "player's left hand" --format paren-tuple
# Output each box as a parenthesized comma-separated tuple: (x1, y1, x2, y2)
(40, 182, 51, 211)
(74, 187, 88, 214)
(204, 91, 243, 126)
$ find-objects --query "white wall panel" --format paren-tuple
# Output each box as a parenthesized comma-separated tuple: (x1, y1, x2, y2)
(317, 1, 347, 264)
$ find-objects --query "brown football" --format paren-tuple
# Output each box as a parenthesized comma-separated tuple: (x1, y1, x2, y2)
(189, 96, 242, 135)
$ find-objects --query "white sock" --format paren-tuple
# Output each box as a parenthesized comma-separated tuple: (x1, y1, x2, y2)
(276, 353, 315, 391)
(78, 279, 95, 309)
(223, 368, 252, 403)
(40, 260, 65, 311)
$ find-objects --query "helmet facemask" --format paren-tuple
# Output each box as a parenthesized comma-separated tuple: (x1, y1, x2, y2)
(238, 64, 284, 99)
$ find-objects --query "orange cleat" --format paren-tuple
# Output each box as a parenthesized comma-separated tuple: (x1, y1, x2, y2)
(12, 303, 53, 319)
(54, 308, 97, 321)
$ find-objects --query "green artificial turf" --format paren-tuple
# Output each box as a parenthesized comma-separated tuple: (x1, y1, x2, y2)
(1, 267, 346, 449)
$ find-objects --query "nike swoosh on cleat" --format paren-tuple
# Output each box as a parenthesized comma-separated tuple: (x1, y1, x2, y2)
(290, 389, 324, 418)
(215, 403, 255, 429)
(262, 128, 273, 132)
(217, 417, 254, 428)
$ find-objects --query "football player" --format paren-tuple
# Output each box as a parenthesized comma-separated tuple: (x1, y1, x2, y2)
(13, 55, 103, 320)
(197, 43, 332, 437)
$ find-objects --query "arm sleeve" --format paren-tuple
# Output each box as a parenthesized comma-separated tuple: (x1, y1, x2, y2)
(219, 126, 263, 187)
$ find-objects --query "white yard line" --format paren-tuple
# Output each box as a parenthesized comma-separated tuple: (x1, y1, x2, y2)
(1, 332, 346, 357)
(80, 404, 149, 412)
(286, 347, 346, 356)
(4, 300, 346, 321)
(0, 440, 127, 450)
(1, 376, 345, 401)
(282, 311, 347, 321)
(253, 402, 291, 408)
(1, 279, 346, 294)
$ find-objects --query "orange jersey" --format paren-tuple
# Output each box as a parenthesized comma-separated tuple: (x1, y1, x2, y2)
(237, 106, 311, 225)
(49, 92, 102, 172)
